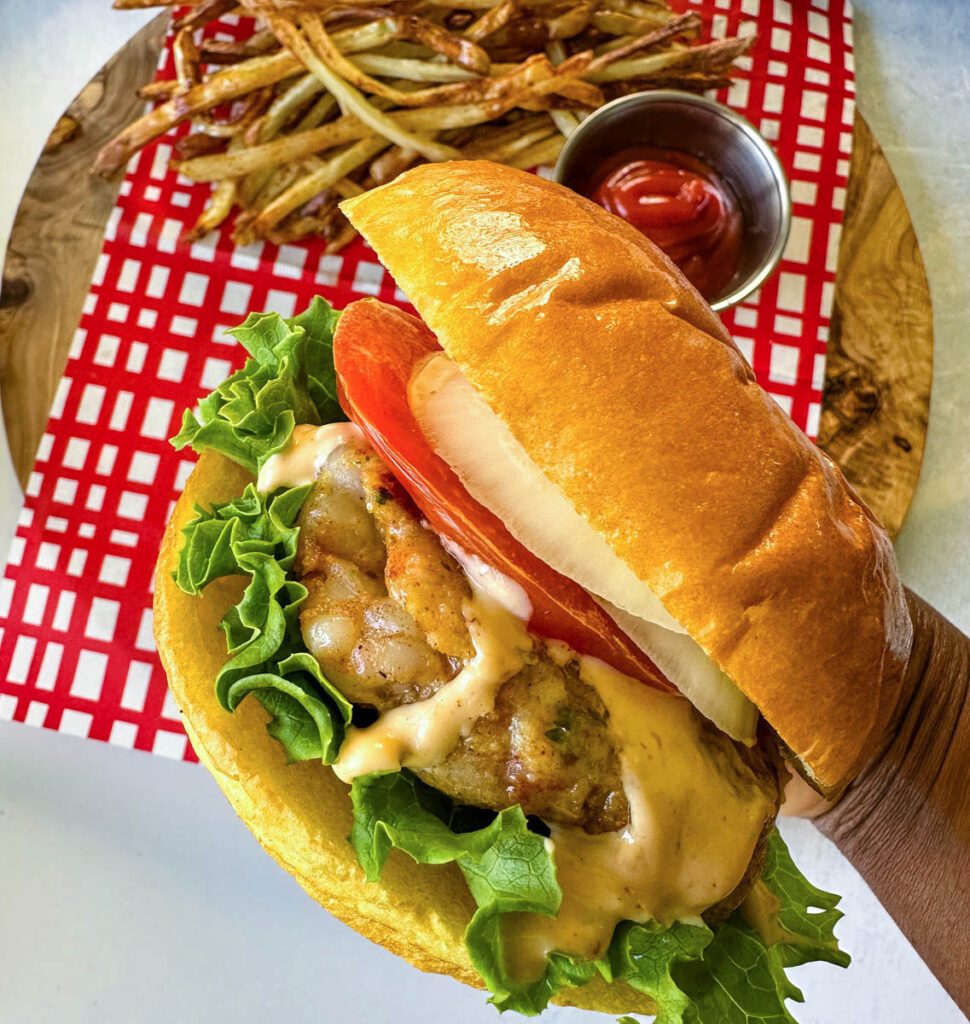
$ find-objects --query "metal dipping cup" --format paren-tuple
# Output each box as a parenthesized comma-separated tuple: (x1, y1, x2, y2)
(553, 91, 792, 311)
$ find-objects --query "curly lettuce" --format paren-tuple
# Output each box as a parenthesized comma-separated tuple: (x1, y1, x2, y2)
(171, 299, 351, 762)
(171, 298, 850, 1023)
(172, 295, 344, 475)
(349, 771, 599, 1011)
(350, 770, 850, 1022)
(177, 482, 351, 762)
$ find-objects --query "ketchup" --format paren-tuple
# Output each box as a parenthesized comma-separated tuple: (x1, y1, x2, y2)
(589, 147, 743, 301)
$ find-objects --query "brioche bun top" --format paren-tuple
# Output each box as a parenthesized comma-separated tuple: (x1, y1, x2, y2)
(341, 160, 912, 792)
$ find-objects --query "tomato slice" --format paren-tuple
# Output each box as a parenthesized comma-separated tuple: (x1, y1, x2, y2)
(333, 299, 672, 693)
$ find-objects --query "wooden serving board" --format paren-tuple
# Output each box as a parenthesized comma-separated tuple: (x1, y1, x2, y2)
(0, 13, 933, 539)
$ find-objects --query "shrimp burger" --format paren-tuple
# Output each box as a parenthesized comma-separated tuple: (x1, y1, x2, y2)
(155, 162, 911, 1021)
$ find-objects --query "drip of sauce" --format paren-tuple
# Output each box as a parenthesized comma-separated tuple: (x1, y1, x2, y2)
(740, 879, 809, 949)
(326, 566, 772, 974)
(587, 147, 743, 300)
(333, 588, 531, 782)
(439, 536, 533, 621)
(256, 422, 364, 492)
(500, 654, 774, 981)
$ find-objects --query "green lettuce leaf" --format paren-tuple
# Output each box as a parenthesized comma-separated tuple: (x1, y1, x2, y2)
(175, 482, 350, 763)
(349, 770, 594, 1015)
(607, 919, 713, 1024)
(175, 482, 310, 595)
(614, 830, 850, 1024)
(171, 298, 350, 763)
(349, 771, 849, 1023)
(172, 295, 344, 474)
(763, 828, 851, 971)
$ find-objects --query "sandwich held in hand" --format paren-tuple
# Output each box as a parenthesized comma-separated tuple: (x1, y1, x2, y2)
(154, 162, 911, 1020)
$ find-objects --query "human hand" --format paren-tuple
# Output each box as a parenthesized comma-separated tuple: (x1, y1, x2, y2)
(789, 589, 970, 1013)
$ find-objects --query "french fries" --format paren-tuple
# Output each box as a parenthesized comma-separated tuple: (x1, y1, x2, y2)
(93, 50, 303, 175)
(97, 0, 753, 249)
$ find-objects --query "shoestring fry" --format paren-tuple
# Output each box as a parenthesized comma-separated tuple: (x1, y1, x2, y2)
(98, 0, 753, 249)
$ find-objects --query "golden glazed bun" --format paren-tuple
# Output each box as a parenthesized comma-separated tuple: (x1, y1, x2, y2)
(341, 160, 912, 793)
(154, 450, 654, 1017)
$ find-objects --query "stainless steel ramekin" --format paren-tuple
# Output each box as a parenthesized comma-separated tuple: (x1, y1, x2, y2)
(553, 91, 792, 311)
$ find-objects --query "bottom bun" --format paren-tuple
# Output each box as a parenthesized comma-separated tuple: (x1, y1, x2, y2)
(154, 450, 656, 1017)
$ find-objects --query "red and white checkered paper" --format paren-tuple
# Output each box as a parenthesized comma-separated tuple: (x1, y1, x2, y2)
(0, 0, 855, 758)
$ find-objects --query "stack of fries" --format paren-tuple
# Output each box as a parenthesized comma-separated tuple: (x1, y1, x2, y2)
(95, 0, 752, 249)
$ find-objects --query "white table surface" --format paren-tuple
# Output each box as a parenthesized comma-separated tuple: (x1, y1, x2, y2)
(1, 1, 968, 1022)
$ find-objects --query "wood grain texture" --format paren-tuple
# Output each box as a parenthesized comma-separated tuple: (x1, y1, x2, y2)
(0, 18, 933, 541)
(0, 14, 168, 486)
(818, 116, 933, 538)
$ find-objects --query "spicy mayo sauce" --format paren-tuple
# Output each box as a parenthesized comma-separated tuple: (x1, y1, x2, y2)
(588, 147, 743, 301)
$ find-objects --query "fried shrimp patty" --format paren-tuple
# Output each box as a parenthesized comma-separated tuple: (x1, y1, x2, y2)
(296, 441, 631, 833)
(296, 439, 779, 846)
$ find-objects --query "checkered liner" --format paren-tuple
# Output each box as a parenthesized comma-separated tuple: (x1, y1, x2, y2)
(0, 0, 855, 757)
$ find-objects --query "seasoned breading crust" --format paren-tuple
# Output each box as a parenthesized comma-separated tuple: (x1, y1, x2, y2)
(296, 441, 637, 835)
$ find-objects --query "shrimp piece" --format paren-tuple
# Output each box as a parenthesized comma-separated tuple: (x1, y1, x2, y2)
(297, 442, 472, 708)
(356, 450, 474, 661)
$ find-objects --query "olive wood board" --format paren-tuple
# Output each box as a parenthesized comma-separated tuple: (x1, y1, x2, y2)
(0, 13, 933, 539)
